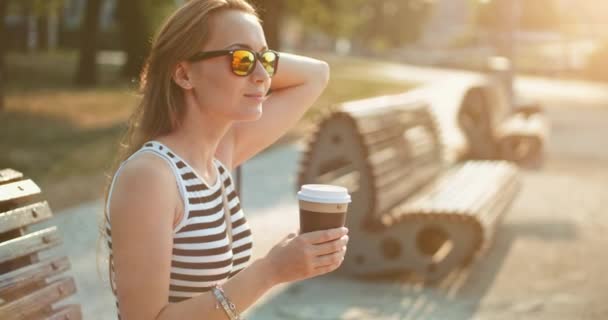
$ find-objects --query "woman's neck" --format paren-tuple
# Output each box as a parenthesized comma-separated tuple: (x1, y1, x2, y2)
(159, 99, 232, 183)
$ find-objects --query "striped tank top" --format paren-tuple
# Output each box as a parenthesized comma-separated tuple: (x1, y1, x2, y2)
(104, 140, 253, 318)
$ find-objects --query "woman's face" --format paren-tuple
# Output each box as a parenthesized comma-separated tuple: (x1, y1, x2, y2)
(184, 10, 271, 122)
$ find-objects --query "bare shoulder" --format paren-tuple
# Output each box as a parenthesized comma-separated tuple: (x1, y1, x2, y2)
(108, 152, 179, 229)
(108, 153, 179, 318)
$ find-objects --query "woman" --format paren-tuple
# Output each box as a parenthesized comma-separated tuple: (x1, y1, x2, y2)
(103, 0, 350, 319)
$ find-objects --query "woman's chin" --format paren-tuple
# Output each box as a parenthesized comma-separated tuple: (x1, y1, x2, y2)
(236, 105, 263, 122)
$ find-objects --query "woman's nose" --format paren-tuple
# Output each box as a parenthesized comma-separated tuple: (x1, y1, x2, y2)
(251, 60, 270, 83)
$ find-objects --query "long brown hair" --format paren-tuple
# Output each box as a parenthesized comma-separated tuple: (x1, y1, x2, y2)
(98, 0, 258, 295)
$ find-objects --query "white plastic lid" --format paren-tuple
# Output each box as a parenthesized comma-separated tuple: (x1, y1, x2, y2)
(297, 184, 351, 204)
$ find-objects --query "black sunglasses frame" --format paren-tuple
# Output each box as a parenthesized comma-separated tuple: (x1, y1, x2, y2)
(187, 49, 280, 77)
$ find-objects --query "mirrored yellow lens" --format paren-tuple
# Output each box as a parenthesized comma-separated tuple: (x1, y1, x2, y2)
(261, 51, 277, 76)
(232, 50, 255, 75)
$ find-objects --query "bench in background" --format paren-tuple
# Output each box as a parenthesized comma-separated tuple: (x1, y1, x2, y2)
(297, 96, 520, 282)
(411, 76, 549, 168)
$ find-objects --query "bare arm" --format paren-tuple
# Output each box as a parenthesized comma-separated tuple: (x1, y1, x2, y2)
(231, 52, 330, 168)
(156, 258, 275, 319)
(110, 155, 348, 320)
(158, 229, 349, 320)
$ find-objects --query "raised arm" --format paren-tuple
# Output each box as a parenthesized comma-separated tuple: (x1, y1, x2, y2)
(231, 52, 330, 168)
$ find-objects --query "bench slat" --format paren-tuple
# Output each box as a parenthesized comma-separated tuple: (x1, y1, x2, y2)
(0, 277, 77, 320)
(0, 169, 23, 185)
(0, 227, 61, 265)
(44, 304, 82, 320)
(360, 123, 406, 146)
(374, 156, 438, 191)
(397, 161, 518, 219)
(376, 165, 440, 216)
(364, 134, 407, 156)
(0, 180, 41, 205)
(0, 256, 70, 295)
(0, 202, 54, 234)
(351, 112, 403, 135)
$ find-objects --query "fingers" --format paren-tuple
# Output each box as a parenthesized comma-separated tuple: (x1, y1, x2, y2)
(312, 235, 349, 256)
(313, 248, 346, 269)
(313, 263, 341, 275)
(300, 227, 348, 245)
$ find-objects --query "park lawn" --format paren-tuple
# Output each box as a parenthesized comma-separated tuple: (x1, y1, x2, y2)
(1, 50, 415, 210)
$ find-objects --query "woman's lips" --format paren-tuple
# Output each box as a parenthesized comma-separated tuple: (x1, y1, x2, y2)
(244, 93, 266, 102)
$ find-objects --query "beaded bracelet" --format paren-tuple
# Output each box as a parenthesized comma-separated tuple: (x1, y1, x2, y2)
(212, 284, 244, 320)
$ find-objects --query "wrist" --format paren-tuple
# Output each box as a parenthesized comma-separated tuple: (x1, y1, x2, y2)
(256, 256, 280, 287)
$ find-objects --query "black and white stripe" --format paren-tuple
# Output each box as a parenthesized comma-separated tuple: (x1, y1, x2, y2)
(105, 141, 253, 314)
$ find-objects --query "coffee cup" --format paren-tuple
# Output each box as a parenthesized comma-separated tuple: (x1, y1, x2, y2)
(297, 184, 351, 234)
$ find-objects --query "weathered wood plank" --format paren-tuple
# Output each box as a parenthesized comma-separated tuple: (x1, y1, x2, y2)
(0, 202, 54, 234)
(0, 277, 77, 320)
(44, 304, 82, 320)
(0, 169, 23, 185)
(0, 256, 70, 295)
(0, 180, 41, 205)
(0, 227, 61, 265)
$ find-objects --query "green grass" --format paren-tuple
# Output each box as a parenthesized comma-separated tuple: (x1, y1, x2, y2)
(305, 74, 415, 121)
(2, 50, 415, 209)
(6, 50, 131, 93)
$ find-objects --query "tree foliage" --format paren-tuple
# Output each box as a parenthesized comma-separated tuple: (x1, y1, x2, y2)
(475, 0, 562, 31)
(285, 0, 431, 52)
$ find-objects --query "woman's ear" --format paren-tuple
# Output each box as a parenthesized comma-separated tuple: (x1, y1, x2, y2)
(173, 62, 193, 90)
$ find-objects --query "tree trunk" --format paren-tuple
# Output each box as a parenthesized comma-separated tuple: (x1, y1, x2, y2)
(253, 0, 282, 50)
(48, 7, 59, 50)
(26, 7, 38, 52)
(0, 0, 8, 110)
(37, 14, 49, 51)
(75, 0, 103, 86)
(116, 0, 150, 80)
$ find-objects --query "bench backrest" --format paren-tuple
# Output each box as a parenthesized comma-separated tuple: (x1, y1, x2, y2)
(401, 76, 512, 162)
(0, 169, 81, 320)
(298, 96, 444, 231)
(458, 86, 498, 159)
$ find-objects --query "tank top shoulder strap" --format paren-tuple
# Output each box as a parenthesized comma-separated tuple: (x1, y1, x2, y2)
(213, 158, 236, 193)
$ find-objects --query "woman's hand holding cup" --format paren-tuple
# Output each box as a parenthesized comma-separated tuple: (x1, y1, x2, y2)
(264, 227, 349, 285)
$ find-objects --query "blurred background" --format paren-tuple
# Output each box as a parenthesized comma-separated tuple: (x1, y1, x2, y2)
(1, 0, 607, 319)
(1, 0, 607, 209)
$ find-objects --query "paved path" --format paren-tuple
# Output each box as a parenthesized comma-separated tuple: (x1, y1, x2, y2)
(336, 62, 608, 108)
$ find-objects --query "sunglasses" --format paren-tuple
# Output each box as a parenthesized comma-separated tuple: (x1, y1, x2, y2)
(187, 49, 280, 77)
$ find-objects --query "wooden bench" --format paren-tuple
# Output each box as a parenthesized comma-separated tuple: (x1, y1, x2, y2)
(297, 97, 520, 282)
(0, 169, 81, 320)
(410, 76, 549, 168)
